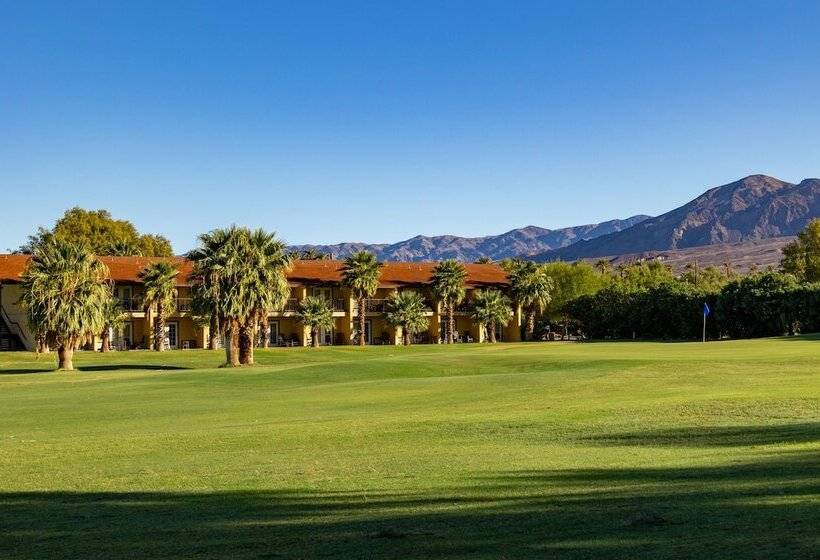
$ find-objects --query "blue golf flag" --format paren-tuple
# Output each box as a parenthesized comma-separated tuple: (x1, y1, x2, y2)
(703, 302, 711, 316)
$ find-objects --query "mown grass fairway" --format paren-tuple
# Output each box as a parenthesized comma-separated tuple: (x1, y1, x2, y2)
(1, 338, 818, 559)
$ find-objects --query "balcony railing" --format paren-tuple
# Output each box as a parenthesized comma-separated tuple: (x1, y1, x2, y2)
(283, 298, 300, 312)
(452, 301, 475, 313)
(118, 298, 143, 312)
(331, 298, 346, 312)
(175, 298, 192, 313)
(365, 299, 388, 313)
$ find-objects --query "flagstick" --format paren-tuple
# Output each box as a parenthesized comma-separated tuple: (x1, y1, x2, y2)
(702, 312, 706, 343)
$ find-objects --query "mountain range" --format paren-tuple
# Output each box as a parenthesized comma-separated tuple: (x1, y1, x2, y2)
(292, 216, 649, 262)
(532, 175, 819, 262)
(292, 174, 819, 265)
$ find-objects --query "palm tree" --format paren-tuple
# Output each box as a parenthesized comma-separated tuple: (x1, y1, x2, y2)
(191, 227, 290, 365)
(237, 229, 291, 363)
(188, 228, 232, 351)
(432, 260, 467, 344)
(595, 259, 611, 276)
(341, 251, 382, 346)
(139, 261, 178, 351)
(385, 290, 429, 345)
(296, 296, 334, 348)
(99, 298, 125, 352)
(508, 261, 553, 341)
(470, 289, 512, 343)
(19, 240, 111, 370)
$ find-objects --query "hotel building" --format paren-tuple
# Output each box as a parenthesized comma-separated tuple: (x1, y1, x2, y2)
(0, 255, 521, 351)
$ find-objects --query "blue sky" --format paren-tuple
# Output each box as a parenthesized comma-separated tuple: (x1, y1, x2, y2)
(2, 1, 820, 252)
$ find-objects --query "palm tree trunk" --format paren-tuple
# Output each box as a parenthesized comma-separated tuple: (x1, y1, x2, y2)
(261, 315, 270, 348)
(358, 297, 366, 346)
(239, 321, 254, 365)
(57, 341, 74, 371)
(489, 321, 497, 343)
(447, 304, 455, 344)
(100, 327, 111, 352)
(249, 318, 256, 363)
(312, 327, 320, 347)
(403, 330, 411, 346)
(226, 319, 240, 367)
(155, 304, 165, 351)
(208, 310, 219, 350)
(526, 309, 536, 341)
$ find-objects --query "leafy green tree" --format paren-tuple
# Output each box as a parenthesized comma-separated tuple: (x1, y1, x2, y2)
(296, 296, 334, 348)
(470, 289, 512, 343)
(542, 261, 603, 337)
(508, 261, 553, 340)
(385, 290, 430, 345)
(139, 262, 179, 351)
(781, 218, 820, 282)
(18, 207, 173, 256)
(19, 240, 112, 370)
(616, 260, 675, 291)
(679, 263, 732, 291)
(432, 260, 467, 344)
(341, 251, 382, 346)
(106, 238, 143, 256)
(716, 271, 800, 338)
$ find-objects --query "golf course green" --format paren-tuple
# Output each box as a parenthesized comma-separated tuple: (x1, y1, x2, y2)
(1, 338, 818, 559)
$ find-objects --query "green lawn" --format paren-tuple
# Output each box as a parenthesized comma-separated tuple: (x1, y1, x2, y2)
(0, 338, 818, 559)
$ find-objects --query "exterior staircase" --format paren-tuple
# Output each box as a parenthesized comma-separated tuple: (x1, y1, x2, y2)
(0, 309, 25, 351)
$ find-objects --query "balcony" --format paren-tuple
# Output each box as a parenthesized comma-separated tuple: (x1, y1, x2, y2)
(365, 299, 388, 313)
(283, 298, 300, 312)
(331, 298, 346, 312)
(175, 298, 192, 313)
(118, 298, 143, 312)
(452, 301, 475, 313)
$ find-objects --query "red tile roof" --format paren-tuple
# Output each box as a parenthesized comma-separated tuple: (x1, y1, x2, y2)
(0, 255, 508, 287)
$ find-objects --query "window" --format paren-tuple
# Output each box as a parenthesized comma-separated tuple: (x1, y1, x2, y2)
(312, 287, 332, 300)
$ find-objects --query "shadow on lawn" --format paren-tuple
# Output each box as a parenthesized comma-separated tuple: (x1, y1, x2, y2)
(0, 364, 190, 375)
(1, 450, 816, 559)
(583, 422, 820, 447)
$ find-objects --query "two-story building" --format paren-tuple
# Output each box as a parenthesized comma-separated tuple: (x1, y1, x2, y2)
(0, 255, 520, 351)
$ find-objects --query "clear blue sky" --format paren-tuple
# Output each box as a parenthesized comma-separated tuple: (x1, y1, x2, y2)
(3, 1, 820, 253)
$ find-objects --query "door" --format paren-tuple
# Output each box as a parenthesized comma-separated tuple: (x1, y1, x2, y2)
(165, 322, 179, 349)
(115, 321, 133, 350)
(319, 326, 334, 345)
(364, 320, 372, 344)
(268, 321, 280, 345)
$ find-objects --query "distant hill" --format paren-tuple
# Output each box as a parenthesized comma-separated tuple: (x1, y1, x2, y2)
(291, 216, 649, 262)
(592, 236, 795, 274)
(533, 175, 820, 262)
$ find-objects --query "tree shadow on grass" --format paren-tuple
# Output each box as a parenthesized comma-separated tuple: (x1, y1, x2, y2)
(1, 450, 816, 559)
(582, 422, 820, 447)
(0, 365, 190, 375)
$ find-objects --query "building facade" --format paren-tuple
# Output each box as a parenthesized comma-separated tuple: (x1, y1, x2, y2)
(0, 255, 521, 351)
